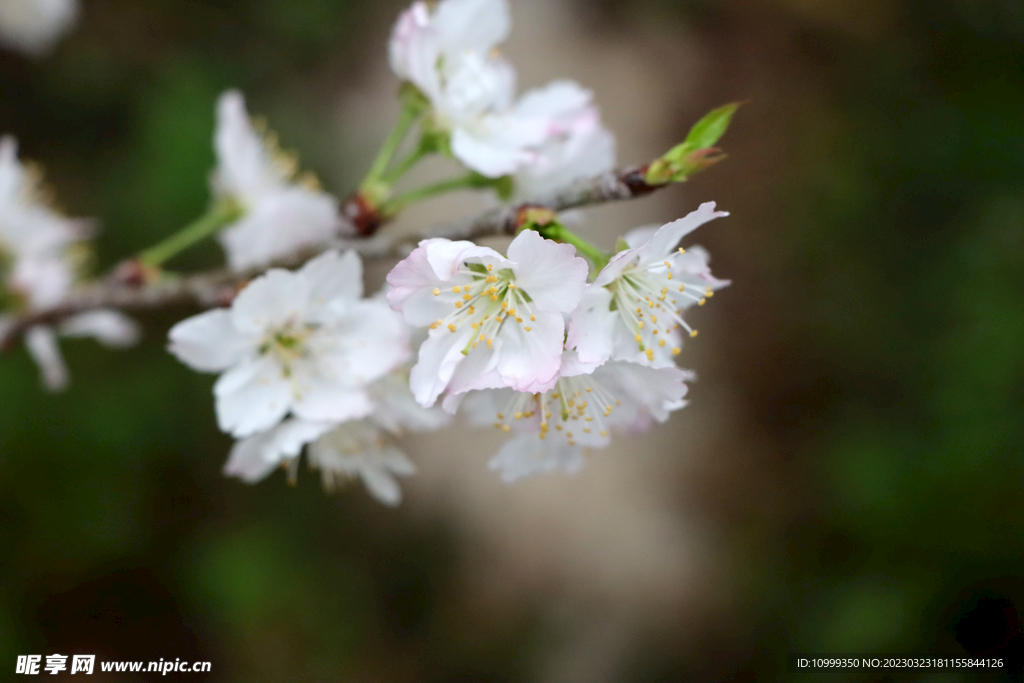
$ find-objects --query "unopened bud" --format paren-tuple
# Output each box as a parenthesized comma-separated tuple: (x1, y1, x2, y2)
(112, 258, 161, 287)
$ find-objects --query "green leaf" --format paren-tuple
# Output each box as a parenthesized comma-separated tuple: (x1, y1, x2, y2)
(646, 102, 742, 185)
(676, 102, 741, 158)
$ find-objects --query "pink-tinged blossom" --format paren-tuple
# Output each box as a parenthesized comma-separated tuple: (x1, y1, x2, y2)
(511, 81, 616, 200)
(386, 229, 588, 407)
(0, 0, 78, 57)
(168, 250, 408, 438)
(389, 0, 531, 177)
(387, 0, 615, 183)
(0, 136, 139, 390)
(212, 91, 340, 271)
(567, 202, 731, 367)
(460, 351, 694, 482)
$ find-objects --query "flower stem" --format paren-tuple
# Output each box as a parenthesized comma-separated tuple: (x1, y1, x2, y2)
(360, 104, 421, 191)
(380, 174, 480, 216)
(381, 143, 429, 185)
(539, 224, 611, 272)
(139, 200, 243, 267)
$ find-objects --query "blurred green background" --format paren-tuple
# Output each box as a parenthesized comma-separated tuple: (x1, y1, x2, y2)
(1, 0, 1022, 681)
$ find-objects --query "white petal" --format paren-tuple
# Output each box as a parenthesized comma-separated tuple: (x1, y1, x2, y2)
(292, 380, 374, 424)
(213, 90, 285, 198)
(299, 249, 363, 303)
(325, 301, 409, 382)
(513, 80, 592, 119)
(495, 309, 563, 393)
(25, 325, 68, 391)
(443, 337, 505, 397)
(167, 309, 250, 372)
(566, 286, 617, 365)
(382, 447, 417, 476)
(450, 119, 539, 178)
(369, 373, 451, 432)
(432, 0, 510, 54)
(223, 418, 332, 483)
(361, 466, 403, 506)
(642, 202, 728, 262)
(218, 187, 339, 271)
(488, 434, 586, 483)
(409, 325, 476, 407)
(230, 268, 311, 333)
(602, 361, 693, 422)
(223, 434, 283, 483)
(59, 309, 140, 348)
(386, 239, 495, 321)
(426, 239, 502, 279)
(213, 356, 292, 437)
(507, 229, 588, 313)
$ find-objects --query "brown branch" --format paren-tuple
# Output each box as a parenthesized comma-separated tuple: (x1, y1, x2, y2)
(0, 164, 665, 350)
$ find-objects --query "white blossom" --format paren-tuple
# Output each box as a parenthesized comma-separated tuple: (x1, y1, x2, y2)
(388, 0, 615, 184)
(511, 81, 616, 201)
(212, 90, 340, 271)
(458, 351, 693, 482)
(386, 228, 588, 407)
(567, 202, 731, 367)
(0, 136, 138, 390)
(306, 422, 417, 505)
(0, 0, 78, 57)
(223, 366, 449, 505)
(168, 250, 408, 437)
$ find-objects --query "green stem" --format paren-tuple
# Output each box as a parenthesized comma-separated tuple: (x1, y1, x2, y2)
(381, 143, 429, 185)
(361, 104, 420, 191)
(139, 201, 243, 267)
(380, 174, 480, 216)
(539, 224, 611, 272)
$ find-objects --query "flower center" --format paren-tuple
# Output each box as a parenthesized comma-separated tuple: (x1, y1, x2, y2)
(259, 322, 317, 376)
(428, 262, 538, 354)
(609, 249, 714, 361)
(492, 375, 621, 448)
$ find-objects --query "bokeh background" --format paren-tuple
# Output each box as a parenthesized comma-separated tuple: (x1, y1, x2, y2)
(1, 0, 1023, 681)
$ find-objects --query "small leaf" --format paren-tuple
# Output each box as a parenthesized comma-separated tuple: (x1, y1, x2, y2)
(645, 102, 741, 185)
(679, 102, 741, 156)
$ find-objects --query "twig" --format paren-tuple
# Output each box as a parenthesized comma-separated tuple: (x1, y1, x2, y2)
(0, 164, 664, 349)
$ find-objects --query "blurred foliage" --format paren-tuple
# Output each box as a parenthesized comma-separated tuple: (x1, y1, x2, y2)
(1, 0, 1023, 681)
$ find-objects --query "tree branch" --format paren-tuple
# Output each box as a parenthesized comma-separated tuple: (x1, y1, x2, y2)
(0, 164, 664, 350)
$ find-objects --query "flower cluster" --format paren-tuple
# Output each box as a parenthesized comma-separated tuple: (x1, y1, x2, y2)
(389, 0, 615, 198)
(212, 91, 340, 271)
(168, 250, 447, 505)
(387, 203, 728, 482)
(1, 0, 738, 507)
(0, 137, 138, 390)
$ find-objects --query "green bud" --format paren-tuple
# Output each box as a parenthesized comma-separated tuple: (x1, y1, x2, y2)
(646, 102, 740, 185)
